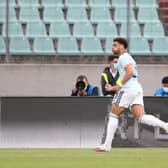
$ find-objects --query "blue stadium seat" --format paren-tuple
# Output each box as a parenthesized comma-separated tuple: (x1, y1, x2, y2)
(18, 0, 40, 7)
(91, 7, 112, 23)
(19, 7, 40, 22)
(89, 0, 111, 7)
(42, 0, 63, 7)
(33, 37, 55, 55)
(97, 22, 117, 38)
(81, 37, 103, 55)
(143, 22, 164, 38)
(65, 0, 87, 7)
(57, 37, 80, 55)
(130, 38, 151, 55)
(152, 37, 168, 55)
(0, 37, 5, 55)
(136, 0, 158, 8)
(112, 0, 134, 7)
(10, 37, 32, 55)
(120, 22, 141, 37)
(0, 0, 16, 7)
(138, 7, 159, 22)
(0, 7, 17, 23)
(43, 7, 64, 22)
(105, 38, 114, 54)
(114, 7, 135, 22)
(73, 22, 94, 38)
(50, 21, 71, 37)
(2, 22, 24, 37)
(67, 7, 88, 22)
(26, 21, 47, 37)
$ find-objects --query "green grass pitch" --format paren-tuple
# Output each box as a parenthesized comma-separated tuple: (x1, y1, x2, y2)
(0, 148, 168, 168)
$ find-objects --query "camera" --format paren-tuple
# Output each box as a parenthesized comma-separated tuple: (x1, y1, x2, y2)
(76, 81, 86, 91)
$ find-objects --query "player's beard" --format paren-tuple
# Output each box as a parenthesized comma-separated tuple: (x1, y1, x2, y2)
(112, 50, 120, 56)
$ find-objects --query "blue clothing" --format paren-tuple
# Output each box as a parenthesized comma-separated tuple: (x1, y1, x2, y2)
(71, 84, 101, 96)
(154, 88, 168, 96)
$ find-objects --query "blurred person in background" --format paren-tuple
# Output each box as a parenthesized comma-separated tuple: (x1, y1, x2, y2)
(101, 55, 120, 96)
(71, 75, 100, 96)
(154, 76, 168, 96)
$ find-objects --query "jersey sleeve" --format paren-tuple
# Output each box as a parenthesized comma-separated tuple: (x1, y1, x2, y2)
(119, 54, 132, 68)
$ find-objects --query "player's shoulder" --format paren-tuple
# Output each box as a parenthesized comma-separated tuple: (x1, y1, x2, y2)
(119, 52, 131, 59)
(119, 52, 131, 62)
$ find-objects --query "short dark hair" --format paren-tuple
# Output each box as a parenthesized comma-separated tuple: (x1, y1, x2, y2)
(113, 37, 128, 49)
(77, 75, 88, 82)
(162, 76, 168, 84)
(108, 55, 118, 62)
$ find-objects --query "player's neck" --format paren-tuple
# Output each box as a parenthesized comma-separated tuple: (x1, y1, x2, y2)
(119, 50, 126, 56)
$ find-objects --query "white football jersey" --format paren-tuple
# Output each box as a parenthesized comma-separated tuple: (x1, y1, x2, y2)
(117, 52, 143, 93)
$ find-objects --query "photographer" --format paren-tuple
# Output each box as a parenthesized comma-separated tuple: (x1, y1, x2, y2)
(71, 75, 100, 96)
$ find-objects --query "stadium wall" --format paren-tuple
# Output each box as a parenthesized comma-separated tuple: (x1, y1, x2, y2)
(0, 64, 167, 96)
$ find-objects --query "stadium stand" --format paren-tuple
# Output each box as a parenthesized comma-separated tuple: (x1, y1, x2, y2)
(112, 0, 134, 7)
(0, 0, 16, 7)
(2, 22, 24, 37)
(18, 0, 40, 7)
(96, 22, 118, 38)
(129, 37, 151, 55)
(73, 22, 94, 38)
(81, 37, 103, 55)
(0, 7, 17, 22)
(89, 0, 111, 7)
(67, 7, 88, 22)
(9, 37, 32, 55)
(65, 0, 87, 7)
(136, 0, 158, 7)
(43, 7, 64, 22)
(90, 7, 112, 23)
(42, 0, 63, 7)
(143, 22, 165, 37)
(153, 37, 168, 54)
(50, 21, 71, 38)
(0, 0, 168, 61)
(114, 7, 135, 22)
(33, 37, 55, 55)
(137, 7, 160, 22)
(105, 38, 114, 54)
(0, 37, 6, 55)
(120, 22, 141, 37)
(57, 37, 80, 55)
(26, 21, 47, 37)
(19, 7, 41, 22)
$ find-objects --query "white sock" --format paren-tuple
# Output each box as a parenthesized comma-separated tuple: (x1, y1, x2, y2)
(139, 114, 167, 130)
(104, 113, 118, 148)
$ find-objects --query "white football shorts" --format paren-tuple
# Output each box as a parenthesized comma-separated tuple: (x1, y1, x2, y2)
(112, 91, 144, 108)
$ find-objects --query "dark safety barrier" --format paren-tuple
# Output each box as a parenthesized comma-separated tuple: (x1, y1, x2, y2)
(0, 97, 168, 148)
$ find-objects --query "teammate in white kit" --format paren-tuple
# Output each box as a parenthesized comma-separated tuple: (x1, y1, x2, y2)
(94, 37, 168, 152)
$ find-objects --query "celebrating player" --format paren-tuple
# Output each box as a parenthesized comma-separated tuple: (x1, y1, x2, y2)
(94, 37, 168, 152)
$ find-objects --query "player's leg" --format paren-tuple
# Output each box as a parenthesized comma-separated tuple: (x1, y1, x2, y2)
(101, 113, 109, 144)
(102, 103, 125, 148)
(94, 103, 125, 152)
(131, 103, 168, 132)
(94, 91, 127, 152)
